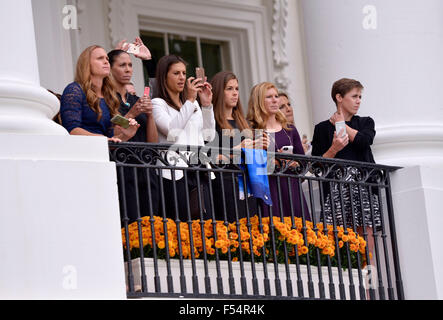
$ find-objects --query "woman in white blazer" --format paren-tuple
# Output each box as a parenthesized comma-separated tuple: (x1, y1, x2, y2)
(152, 54, 216, 221)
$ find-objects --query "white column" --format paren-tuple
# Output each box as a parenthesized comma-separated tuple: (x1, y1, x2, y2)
(301, 0, 443, 300)
(0, 0, 126, 299)
(300, 0, 443, 168)
(0, 0, 66, 135)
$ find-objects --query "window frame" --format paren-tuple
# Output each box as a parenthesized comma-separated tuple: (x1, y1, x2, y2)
(109, 0, 274, 109)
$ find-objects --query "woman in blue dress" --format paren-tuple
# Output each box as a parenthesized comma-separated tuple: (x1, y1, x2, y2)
(60, 45, 139, 141)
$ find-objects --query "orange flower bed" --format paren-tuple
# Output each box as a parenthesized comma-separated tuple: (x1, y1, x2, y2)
(121, 215, 369, 269)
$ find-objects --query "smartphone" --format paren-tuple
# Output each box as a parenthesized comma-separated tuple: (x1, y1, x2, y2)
(335, 121, 346, 137)
(281, 145, 294, 154)
(143, 86, 150, 97)
(111, 114, 130, 129)
(124, 43, 140, 55)
(195, 67, 205, 83)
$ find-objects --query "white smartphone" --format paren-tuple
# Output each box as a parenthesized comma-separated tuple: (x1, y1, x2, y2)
(335, 121, 346, 137)
(124, 43, 140, 55)
(281, 145, 293, 154)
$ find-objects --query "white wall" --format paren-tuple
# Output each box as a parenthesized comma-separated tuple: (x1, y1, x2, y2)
(284, 0, 313, 139)
(0, 135, 127, 299)
(32, 0, 75, 94)
(391, 165, 443, 299)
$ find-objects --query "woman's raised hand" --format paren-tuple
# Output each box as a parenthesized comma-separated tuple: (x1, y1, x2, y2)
(198, 80, 213, 107)
(133, 37, 152, 60)
(329, 106, 345, 125)
(115, 38, 152, 61)
(186, 77, 204, 103)
(115, 39, 132, 52)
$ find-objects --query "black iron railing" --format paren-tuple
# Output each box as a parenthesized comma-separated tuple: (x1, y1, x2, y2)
(109, 141, 404, 300)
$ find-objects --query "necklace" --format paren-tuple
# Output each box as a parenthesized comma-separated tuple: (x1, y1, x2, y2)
(266, 128, 292, 151)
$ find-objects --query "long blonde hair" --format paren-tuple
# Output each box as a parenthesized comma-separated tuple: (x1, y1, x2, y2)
(74, 45, 120, 120)
(246, 82, 289, 130)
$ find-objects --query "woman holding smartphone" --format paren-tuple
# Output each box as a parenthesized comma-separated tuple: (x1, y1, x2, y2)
(246, 82, 310, 220)
(152, 54, 216, 221)
(108, 48, 158, 143)
(208, 71, 267, 222)
(108, 47, 160, 223)
(60, 45, 139, 142)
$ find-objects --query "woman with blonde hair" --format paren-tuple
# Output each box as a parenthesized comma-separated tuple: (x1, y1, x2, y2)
(247, 82, 310, 220)
(60, 45, 139, 142)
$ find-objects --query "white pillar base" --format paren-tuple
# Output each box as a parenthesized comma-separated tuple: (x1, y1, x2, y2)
(373, 124, 443, 167)
(0, 135, 126, 299)
(390, 165, 443, 299)
(0, 80, 67, 136)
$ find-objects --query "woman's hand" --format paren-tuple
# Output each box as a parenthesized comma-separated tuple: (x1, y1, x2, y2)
(108, 137, 122, 143)
(115, 39, 129, 51)
(113, 118, 140, 142)
(329, 108, 344, 125)
(127, 95, 153, 118)
(133, 37, 152, 60)
(198, 80, 213, 107)
(276, 148, 300, 169)
(186, 77, 204, 103)
(330, 131, 349, 153)
(115, 38, 152, 61)
(253, 132, 270, 150)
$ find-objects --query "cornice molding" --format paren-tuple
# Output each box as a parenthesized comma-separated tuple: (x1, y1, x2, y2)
(271, 0, 289, 90)
(108, 0, 126, 47)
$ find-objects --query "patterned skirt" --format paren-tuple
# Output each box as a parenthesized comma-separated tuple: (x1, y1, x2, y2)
(322, 167, 382, 229)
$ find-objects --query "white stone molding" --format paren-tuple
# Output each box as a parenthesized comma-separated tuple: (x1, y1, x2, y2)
(106, 0, 274, 105)
(0, 0, 67, 135)
(373, 124, 443, 167)
(271, 0, 290, 91)
(108, 0, 126, 48)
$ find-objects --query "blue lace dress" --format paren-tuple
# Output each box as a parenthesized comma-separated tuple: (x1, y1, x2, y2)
(60, 82, 114, 137)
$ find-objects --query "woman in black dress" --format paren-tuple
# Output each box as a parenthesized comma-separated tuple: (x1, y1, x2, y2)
(311, 78, 379, 263)
(208, 71, 263, 222)
(108, 46, 160, 223)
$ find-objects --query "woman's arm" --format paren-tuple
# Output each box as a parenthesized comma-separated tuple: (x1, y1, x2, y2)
(290, 126, 305, 155)
(152, 98, 197, 141)
(349, 117, 376, 150)
(60, 83, 84, 133)
(201, 104, 216, 142)
(146, 114, 158, 143)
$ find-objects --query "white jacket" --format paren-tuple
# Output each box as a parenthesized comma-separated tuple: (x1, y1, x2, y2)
(152, 98, 216, 180)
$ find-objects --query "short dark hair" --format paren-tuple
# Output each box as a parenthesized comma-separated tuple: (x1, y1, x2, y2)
(331, 78, 364, 105)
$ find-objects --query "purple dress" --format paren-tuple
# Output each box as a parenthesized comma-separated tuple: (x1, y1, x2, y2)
(262, 125, 311, 221)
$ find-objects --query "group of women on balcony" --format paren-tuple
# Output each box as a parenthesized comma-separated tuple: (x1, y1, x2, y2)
(59, 41, 376, 234)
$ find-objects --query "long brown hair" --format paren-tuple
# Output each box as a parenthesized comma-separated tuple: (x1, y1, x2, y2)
(210, 71, 249, 132)
(154, 54, 188, 111)
(246, 82, 289, 130)
(74, 45, 120, 120)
